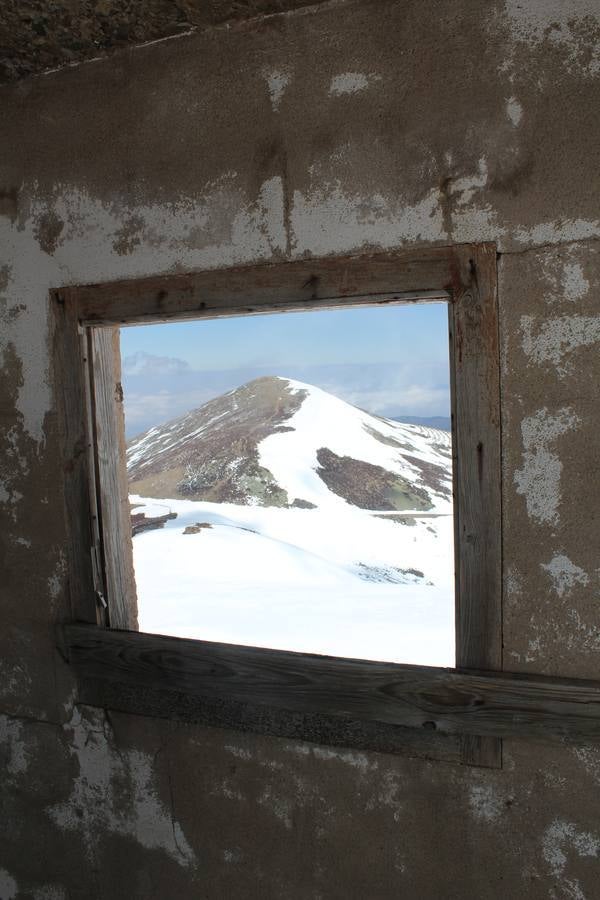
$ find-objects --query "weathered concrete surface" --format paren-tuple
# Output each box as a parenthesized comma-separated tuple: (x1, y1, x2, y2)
(1, 0, 600, 896)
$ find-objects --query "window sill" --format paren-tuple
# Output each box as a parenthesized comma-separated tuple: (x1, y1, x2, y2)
(59, 623, 600, 769)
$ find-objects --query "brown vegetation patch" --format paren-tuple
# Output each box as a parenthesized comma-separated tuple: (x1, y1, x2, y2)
(403, 454, 452, 498)
(316, 447, 432, 511)
(183, 522, 213, 535)
(373, 514, 417, 526)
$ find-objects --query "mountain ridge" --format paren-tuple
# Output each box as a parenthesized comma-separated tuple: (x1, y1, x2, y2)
(127, 375, 452, 513)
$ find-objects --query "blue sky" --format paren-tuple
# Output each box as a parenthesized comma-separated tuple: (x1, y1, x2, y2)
(120, 303, 450, 436)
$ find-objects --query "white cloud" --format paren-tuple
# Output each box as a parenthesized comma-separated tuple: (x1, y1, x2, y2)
(122, 351, 191, 377)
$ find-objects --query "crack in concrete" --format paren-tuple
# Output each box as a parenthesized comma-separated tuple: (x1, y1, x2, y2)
(497, 235, 600, 258)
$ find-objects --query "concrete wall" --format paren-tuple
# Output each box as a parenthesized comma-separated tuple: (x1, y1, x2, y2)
(2, 1, 600, 896)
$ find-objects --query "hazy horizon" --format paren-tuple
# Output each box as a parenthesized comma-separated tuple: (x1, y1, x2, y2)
(120, 304, 450, 437)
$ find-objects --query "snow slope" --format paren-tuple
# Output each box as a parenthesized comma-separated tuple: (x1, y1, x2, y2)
(127, 376, 455, 666)
(130, 495, 455, 667)
(259, 378, 452, 512)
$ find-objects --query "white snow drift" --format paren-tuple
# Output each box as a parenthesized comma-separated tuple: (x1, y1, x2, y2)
(128, 377, 455, 667)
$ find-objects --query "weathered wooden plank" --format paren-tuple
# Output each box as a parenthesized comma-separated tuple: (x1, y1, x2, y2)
(450, 244, 502, 671)
(62, 624, 600, 743)
(89, 328, 138, 630)
(448, 245, 502, 768)
(51, 294, 98, 623)
(60, 248, 458, 326)
(459, 734, 501, 768)
(79, 676, 468, 766)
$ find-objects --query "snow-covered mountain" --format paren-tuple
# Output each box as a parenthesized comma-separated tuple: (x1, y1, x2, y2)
(127, 376, 453, 514)
(126, 376, 455, 666)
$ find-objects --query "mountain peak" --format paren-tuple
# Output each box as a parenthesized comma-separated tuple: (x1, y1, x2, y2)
(127, 377, 452, 512)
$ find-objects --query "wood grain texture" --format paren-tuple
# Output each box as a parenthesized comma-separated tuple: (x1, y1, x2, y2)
(51, 293, 98, 623)
(89, 328, 138, 629)
(450, 244, 502, 671)
(448, 245, 502, 767)
(80, 676, 468, 766)
(63, 624, 600, 744)
(60, 248, 456, 326)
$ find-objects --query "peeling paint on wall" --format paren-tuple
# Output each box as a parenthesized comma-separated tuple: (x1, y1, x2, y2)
(514, 407, 580, 525)
(504, 0, 600, 77)
(291, 182, 444, 254)
(505, 96, 523, 126)
(258, 783, 294, 829)
(263, 68, 291, 112)
(0, 714, 29, 778)
(542, 819, 600, 898)
(521, 315, 600, 376)
(0, 651, 32, 706)
(468, 784, 504, 823)
(573, 746, 600, 786)
(47, 708, 196, 869)
(329, 72, 377, 96)
(311, 745, 375, 773)
(0, 236, 56, 445)
(0, 870, 18, 900)
(566, 609, 600, 653)
(514, 219, 600, 248)
(541, 554, 589, 598)
(562, 261, 590, 302)
(365, 770, 405, 822)
(47, 551, 67, 605)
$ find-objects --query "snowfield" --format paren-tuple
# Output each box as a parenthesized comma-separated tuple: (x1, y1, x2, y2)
(128, 376, 455, 667)
(131, 495, 455, 667)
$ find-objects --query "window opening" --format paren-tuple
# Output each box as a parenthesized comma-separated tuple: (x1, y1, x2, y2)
(120, 302, 455, 666)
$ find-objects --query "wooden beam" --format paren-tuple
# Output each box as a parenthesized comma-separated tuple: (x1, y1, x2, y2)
(88, 328, 138, 629)
(56, 248, 457, 327)
(450, 244, 502, 671)
(62, 624, 600, 744)
(51, 297, 99, 624)
(449, 244, 502, 768)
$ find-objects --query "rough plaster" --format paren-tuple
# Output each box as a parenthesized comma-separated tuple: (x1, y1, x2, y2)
(2, 0, 600, 897)
(503, 0, 600, 77)
(328, 71, 376, 96)
(541, 555, 590, 600)
(514, 407, 580, 526)
(0, 870, 18, 900)
(264, 68, 292, 111)
(542, 821, 600, 900)
(48, 707, 196, 869)
(521, 315, 600, 377)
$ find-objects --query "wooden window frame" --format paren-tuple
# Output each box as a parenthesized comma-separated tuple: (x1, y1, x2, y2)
(53, 243, 600, 768)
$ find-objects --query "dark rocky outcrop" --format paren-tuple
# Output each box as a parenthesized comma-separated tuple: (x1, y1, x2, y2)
(315, 447, 433, 511)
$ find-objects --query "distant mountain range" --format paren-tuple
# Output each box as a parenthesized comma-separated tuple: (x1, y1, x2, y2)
(127, 376, 452, 513)
(392, 415, 451, 431)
